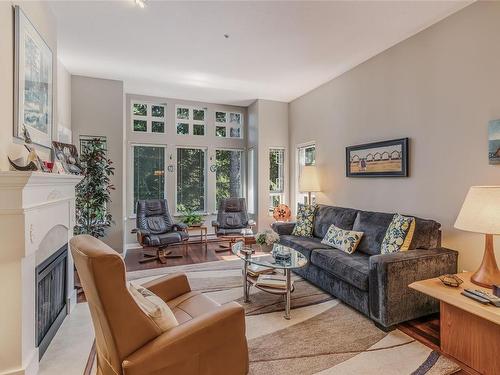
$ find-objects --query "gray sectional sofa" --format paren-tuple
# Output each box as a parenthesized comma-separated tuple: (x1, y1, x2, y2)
(272, 204, 458, 330)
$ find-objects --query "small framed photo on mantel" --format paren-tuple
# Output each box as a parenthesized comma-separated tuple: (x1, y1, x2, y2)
(346, 138, 409, 177)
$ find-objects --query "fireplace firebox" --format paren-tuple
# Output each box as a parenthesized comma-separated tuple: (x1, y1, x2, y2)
(35, 244, 68, 359)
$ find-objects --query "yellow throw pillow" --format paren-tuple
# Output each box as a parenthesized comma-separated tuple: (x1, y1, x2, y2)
(321, 224, 364, 254)
(380, 214, 415, 254)
(129, 283, 179, 332)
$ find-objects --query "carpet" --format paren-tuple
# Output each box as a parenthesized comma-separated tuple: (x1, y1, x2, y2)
(127, 257, 461, 375)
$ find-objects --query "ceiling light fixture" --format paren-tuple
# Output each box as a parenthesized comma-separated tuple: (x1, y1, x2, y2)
(135, 0, 146, 9)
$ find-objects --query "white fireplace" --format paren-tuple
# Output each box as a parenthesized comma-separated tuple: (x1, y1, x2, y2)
(0, 172, 82, 375)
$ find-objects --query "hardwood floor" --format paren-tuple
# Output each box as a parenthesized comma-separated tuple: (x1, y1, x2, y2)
(124, 239, 237, 271)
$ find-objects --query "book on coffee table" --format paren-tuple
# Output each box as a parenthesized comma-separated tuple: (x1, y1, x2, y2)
(247, 264, 275, 277)
(255, 274, 292, 289)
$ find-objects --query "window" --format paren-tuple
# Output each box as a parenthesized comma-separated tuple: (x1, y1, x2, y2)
(132, 145, 165, 213)
(215, 149, 243, 208)
(176, 106, 206, 136)
(177, 147, 207, 212)
(296, 144, 316, 206)
(269, 148, 285, 212)
(215, 111, 243, 138)
(132, 102, 166, 133)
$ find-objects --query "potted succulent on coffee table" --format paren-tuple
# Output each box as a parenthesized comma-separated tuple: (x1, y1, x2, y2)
(255, 230, 280, 252)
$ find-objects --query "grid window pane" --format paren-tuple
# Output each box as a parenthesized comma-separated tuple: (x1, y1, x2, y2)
(177, 107, 189, 119)
(193, 109, 205, 121)
(216, 150, 242, 207)
(152, 105, 165, 117)
(216, 126, 226, 137)
(133, 146, 165, 213)
(133, 120, 147, 132)
(177, 123, 189, 135)
(297, 145, 316, 206)
(177, 148, 206, 212)
(229, 127, 241, 138)
(133, 103, 147, 116)
(305, 146, 316, 166)
(193, 124, 205, 136)
(215, 111, 226, 123)
(152, 121, 165, 133)
(270, 149, 284, 193)
(229, 113, 241, 124)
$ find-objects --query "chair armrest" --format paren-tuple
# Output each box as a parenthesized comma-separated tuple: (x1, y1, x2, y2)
(369, 247, 458, 328)
(132, 228, 151, 245)
(211, 220, 220, 228)
(247, 219, 256, 227)
(141, 273, 191, 302)
(271, 222, 296, 235)
(172, 222, 187, 231)
(122, 302, 248, 375)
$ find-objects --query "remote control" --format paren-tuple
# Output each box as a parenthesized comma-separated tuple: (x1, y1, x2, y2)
(461, 290, 491, 304)
(472, 289, 500, 307)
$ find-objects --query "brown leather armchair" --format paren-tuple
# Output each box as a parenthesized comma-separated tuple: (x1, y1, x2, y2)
(70, 234, 249, 375)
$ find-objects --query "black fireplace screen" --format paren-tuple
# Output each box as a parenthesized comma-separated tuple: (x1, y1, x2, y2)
(36, 244, 68, 359)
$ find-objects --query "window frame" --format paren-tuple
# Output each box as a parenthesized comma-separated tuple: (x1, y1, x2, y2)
(131, 101, 167, 134)
(129, 142, 167, 217)
(175, 145, 208, 215)
(175, 105, 207, 136)
(269, 147, 286, 213)
(214, 110, 244, 139)
(295, 141, 316, 208)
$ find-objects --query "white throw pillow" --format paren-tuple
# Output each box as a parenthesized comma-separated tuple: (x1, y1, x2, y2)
(321, 224, 364, 254)
(129, 283, 179, 332)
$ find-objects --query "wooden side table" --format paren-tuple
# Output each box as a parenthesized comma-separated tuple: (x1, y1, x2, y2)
(185, 226, 208, 253)
(410, 272, 500, 374)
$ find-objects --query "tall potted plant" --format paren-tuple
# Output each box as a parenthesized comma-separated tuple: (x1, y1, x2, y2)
(74, 138, 115, 238)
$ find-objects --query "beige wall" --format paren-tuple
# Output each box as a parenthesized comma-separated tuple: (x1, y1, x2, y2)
(57, 60, 71, 137)
(0, 1, 60, 169)
(71, 75, 124, 252)
(289, 1, 500, 272)
(248, 99, 289, 231)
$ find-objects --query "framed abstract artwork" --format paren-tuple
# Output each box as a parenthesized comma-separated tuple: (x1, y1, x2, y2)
(14, 5, 53, 148)
(346, 138, 409, 177)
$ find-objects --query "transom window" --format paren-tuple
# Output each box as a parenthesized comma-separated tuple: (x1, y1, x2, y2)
(176, 106, 206, 136)
(132, 102, 166, 133)
(215, 111, 243, 138)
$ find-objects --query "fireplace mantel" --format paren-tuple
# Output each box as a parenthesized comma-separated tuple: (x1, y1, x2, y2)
(0, 171, 82, 375)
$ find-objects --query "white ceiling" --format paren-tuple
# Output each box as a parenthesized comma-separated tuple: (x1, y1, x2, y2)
(50, 1, 472, 106)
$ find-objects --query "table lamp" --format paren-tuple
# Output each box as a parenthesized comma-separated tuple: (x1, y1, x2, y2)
(299, 165, 321, 205)
(454, 186, 500, 287)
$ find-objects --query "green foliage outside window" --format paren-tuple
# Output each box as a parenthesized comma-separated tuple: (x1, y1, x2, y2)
(216, 150, 242, 207)
(74, 138, 115, 238)
(177, 148, 206, 212)
(133, 146, 165, 212)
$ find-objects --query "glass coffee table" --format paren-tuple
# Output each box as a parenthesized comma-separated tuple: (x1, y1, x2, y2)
(232, 242, 308, 319)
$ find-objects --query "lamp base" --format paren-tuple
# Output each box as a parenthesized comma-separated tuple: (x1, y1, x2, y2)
(471, 234, 500, 288)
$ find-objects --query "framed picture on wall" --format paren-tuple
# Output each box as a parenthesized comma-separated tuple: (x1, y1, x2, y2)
(346, 138, 409, 177)
(14, 5, 54, 148)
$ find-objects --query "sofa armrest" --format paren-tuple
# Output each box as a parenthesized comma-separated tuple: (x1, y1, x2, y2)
(122, 302, 248, 375)
(141, 273, 191, 302)
(271, 222, 296, 235)
(369, 247, 458, 328)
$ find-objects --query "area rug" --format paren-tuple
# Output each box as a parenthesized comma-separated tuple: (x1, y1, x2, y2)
(128, 258, 461, 375)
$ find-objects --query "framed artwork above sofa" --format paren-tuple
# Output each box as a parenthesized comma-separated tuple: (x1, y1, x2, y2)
(346, 138, 409, 177)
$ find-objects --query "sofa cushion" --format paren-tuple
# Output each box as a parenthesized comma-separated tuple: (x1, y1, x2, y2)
(311, 249, 370, 291)
(380, 214, 415, 254)
(321, 224, 364, 254)
(279, 235, 332, 260)
(410, 217, 441, 249)
(313, 205, 359, 239)
(292, 204, 317, 237)
(352, 211, 394, 255)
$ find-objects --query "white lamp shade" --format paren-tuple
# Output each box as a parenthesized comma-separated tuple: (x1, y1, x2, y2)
(299, 165, 321, 193)
(454, 186, 500, 235)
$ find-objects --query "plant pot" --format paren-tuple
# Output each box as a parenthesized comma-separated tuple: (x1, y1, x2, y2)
(259, 244, 273, 253)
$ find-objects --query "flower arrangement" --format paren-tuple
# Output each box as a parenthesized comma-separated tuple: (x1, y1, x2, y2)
(255, 230, 280, 246)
